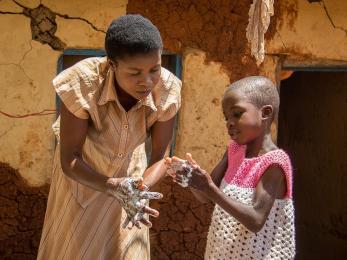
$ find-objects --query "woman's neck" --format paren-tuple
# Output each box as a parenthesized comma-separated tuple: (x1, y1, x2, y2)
(245, 133, 277, 158)
(115, 82, 138, 112)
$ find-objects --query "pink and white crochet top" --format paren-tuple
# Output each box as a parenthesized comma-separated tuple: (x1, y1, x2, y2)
(205, 141, 295, 260)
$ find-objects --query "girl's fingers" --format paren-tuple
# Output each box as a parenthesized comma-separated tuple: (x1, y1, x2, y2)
(142, 206, 159, 217)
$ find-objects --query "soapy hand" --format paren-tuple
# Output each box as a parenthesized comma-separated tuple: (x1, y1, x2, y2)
(166, 153, 212, 191)
(106, 177, 163, 229)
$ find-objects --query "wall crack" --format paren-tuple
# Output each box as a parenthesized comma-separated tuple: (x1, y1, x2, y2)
(320, 0, 347, 34)
(7, 0, 105, 51)
(54, 13, 106, 34)
(0, 11, 23, 15)
(0, 63, 33, 82)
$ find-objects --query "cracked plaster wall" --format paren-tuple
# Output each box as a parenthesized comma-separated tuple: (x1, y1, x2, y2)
(0, 0, 126, 186)
(268, 0, 347, 61)
(0, 0, 126, 258)
(0, 0, 346, 258)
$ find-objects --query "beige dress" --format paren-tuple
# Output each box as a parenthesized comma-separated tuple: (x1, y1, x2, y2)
(37, 57, 181, 260)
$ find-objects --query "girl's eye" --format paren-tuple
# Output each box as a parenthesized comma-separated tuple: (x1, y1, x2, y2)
(129, 72, 141, 76)
(150, 68, 160, 74)
(233, 111, 242, 118)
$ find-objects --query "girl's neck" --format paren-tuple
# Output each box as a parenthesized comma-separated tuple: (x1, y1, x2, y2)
(245, 133, 277, 158)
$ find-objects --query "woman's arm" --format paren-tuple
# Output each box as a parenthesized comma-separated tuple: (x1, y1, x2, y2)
(59, 103, 111, 192)
(142, 117, 176, 188)
(205, 166, 286, 233)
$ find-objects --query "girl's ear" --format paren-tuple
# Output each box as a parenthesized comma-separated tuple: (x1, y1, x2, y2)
(261, 105, 273, 120)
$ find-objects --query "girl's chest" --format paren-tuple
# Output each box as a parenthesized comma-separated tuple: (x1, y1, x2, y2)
(220, 181, 256, 205)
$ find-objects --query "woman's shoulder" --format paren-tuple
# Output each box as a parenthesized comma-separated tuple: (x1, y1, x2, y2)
(160, 67, 182, 89)
(53, 57, 107, 87)
(152, 67, 182, 107)
(147, 67, 182, 122)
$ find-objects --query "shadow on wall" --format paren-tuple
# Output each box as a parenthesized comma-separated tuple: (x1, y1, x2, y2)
(0, 162, 49, 259)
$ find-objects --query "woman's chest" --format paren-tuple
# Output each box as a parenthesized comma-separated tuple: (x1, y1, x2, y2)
(86, 103, 158, 156)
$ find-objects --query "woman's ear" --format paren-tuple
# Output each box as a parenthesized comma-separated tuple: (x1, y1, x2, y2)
(261, 105, 273, 120)
(108, 58, 118, 70)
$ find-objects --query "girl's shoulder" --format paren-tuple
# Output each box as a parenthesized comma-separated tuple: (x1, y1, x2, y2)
(259, 148, 292, 167)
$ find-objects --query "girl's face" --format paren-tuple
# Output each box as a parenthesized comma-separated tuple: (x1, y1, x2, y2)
(222, 91, 264, 145)
(111, 50, 162, 101)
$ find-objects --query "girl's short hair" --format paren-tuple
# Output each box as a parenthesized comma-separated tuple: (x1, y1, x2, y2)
(105, 14, 163, 61)
(225, 76, 280, 119)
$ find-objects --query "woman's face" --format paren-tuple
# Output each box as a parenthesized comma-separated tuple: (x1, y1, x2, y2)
(111, 50, 162, 101)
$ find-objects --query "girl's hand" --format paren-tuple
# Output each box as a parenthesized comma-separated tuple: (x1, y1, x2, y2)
(106, 177, 163, 229)
(184, 153, 213, 191)
(166, 153, 213, 191)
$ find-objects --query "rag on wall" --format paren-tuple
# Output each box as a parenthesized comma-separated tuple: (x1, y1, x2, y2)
(246, 0, 275, 65)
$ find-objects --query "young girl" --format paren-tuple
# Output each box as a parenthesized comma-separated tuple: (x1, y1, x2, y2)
(167, 76, 295, 259)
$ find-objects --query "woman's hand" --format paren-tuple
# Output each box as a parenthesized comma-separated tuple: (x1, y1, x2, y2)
(106, 177, 163, 229)
(166, 153, 213, 192)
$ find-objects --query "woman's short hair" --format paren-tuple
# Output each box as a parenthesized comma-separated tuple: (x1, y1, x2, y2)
(105, 14, 163, 61)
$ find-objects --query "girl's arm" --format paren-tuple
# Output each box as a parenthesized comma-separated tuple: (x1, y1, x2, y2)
(204, 166, 286, 233)
(142, 116, 176, 188)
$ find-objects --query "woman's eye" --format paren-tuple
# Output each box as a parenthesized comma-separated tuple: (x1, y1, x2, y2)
(129, 72, 141, 76)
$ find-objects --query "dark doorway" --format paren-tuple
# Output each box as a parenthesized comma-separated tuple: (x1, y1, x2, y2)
(278, 71, 347, 259)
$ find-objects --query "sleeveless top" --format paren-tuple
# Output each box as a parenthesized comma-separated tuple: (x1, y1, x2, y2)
(205, 141, 295, 259)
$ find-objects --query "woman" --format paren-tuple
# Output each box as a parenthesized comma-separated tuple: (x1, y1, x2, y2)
(38, 14, 181, 259)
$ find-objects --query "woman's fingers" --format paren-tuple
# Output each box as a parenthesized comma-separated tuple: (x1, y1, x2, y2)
(186, 153, 198, 167)
(142, 206, 159, 217)
(139, 218, 152, 228)
(174, 174, 184, 182)
(122, 217, 131, 229)
(140, 191, 163, 200)
(164, 157, 172, 165)
(134, 220, 141, 229)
